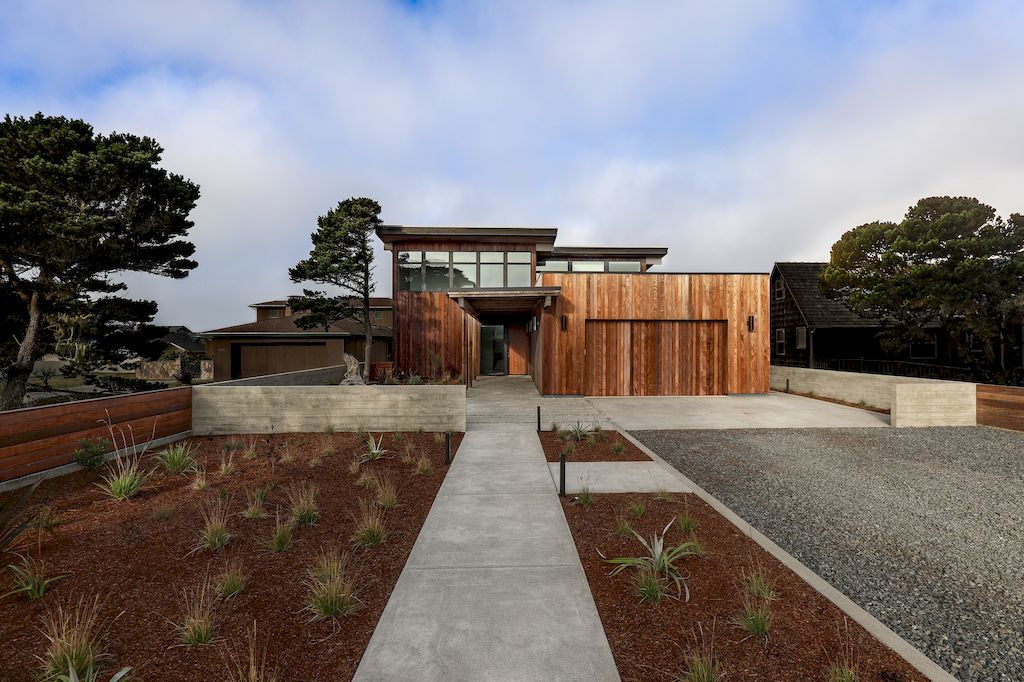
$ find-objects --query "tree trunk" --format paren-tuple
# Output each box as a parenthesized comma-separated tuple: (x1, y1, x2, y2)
(1, 292, 43, 411)
(362, 294, 372, 382)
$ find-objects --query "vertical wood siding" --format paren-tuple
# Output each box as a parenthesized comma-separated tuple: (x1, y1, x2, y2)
(395, 291, 470, 378)
(540, 273, 769, 395)
(507, 323, 529, 375)
(0, 387, 192, 482)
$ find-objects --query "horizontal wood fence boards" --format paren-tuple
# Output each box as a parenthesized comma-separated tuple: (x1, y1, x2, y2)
(0, 387, 192, 482)
(976, 384, 1024, 431)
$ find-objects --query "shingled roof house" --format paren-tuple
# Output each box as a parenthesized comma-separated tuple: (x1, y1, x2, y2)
(201, 299, 393, 381)
(770, 262, 954, 370)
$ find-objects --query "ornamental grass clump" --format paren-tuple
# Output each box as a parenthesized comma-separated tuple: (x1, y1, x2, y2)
(241, 434, 259, 460)
(3, 554, 61, 600)
(681, 653, 724, 682)
(191, 466, 208, 491)
(633, 569, 668, 604)
(267, 516, 292, 553)
(223, 622, 278, 682)
(37, 595, 107, 681)
(71, 438, 109, 470)
(737, 595, 772, 639)
(310, 547, 349, 583)
(222, 439, 244, 453)
(304, 574, 358, 621)
(676, 513, 698, 536)
(602, 517, 700, 602)
(216, 563, 247, 599)
(374, 474, 398, 509)
(829, 665, 859, 682)
(628, 500, 646, 518)
(611, 442, 625, 456)
(351, 500, 386, 548)
(219, 454, 236, 477)
(156, 442, 196, 475)
(97, 455, 151, 501)
(196, 498, 232, 552)
(414, 456, 433, 476)
(613, 515, 632, 536)
(574, 486, 594, 505)
(743, 568, 775, 601)
(176, 580, 217, 646)
(242, 488, 267, 520)
(286, 483, 319, 528)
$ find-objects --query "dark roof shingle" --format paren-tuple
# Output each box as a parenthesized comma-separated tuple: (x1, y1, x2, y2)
(202, 312, 392, 337)
(774, 262, 880, 328)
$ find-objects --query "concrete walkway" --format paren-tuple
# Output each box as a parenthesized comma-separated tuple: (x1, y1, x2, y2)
(354, 427, 619, 681)
(467, 376, 612, 431)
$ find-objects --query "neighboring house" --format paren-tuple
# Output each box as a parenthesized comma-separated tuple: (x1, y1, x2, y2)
(157, 325, 205, 356)
(378, 225, 769, 395)
(771, 262, 958, 369)
(201, 299, 393, 381)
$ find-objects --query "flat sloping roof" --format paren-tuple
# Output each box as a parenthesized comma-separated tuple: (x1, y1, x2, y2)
(203, 312, 393, 337)
(250, 297, 392, 308)
(544, 246, 669, 260)
(376, 225, 558, 249)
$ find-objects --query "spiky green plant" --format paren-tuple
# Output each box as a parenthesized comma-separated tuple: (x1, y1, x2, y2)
(361, 434, 390, 462)
(3, 554, 61, 600)
(38, 596, 105, 681)
(351, 499, 386, 548)
(611, 442, 625, 455)
(156, 442, 196, 474)
(176, 580, 216, 646)
(602, 518, 700, 601)
(96, 456, 150, 501)
(196, 498, 232, 552)
(286, 483, 319, 528)
(566, 421, 592, 441)
(267, 516, 292, 553)
(1, 480, 38, 553)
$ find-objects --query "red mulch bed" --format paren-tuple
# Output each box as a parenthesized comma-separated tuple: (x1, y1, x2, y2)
(775, 389, 891, 415)
(0, 431, 461, 681)
(539, 430, 650, 462)
(561, 493, 924, 682)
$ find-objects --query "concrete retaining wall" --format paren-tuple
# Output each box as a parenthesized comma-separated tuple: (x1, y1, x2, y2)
(192, 384, 466, 434)
(215, 365, 347, 387)
(770, 365, 953, 411)
(892, 383, 977, 427)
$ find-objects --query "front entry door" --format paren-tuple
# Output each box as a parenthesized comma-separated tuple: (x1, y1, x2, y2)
(479, 325, 506, 375)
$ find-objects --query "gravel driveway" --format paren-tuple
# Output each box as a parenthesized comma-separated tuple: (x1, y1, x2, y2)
(634, 426, 1024, 682)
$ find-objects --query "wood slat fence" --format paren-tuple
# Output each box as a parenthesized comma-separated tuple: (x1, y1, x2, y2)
(976, 384, 1024, 431)
(0, 387, 192, 483)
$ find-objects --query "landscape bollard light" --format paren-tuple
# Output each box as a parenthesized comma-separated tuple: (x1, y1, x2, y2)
(537, 405, 541, 431)
(445, 432, 451, 466)
(559, 449, 566, 498)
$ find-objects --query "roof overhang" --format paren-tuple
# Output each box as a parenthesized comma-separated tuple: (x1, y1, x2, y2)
(377, 225, 558, 252)
(545, 246, 669, 263)
(447, 287, 561, 316)
(200, 332, 352, 339)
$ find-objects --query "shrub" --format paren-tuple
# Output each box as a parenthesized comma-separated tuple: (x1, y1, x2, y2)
(196, 498, 232, 552)
(3, 554, 61, 600)
(574, 486, 594, 505)
(176, 580, 216, 646)
(96, 456, 150, 501)
(286, 483, 319, 528)
(72, 438, 109, 470)
(374, 474, 398, 509)
(216, 564, 246, 599)
(738, 595, 772, 639)
(414, 456, 434, 476)
(351, 500, 386, 548)
(304, 575, 358, 621)
(156, 442, 196, 475)
(38, 595, 106, 681)
(267, 517, 292, 553)
(603, 518, 701, 602)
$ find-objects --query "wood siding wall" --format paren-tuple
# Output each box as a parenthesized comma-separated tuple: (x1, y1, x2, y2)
(976, 384, 1024, 431)
(0, 387, 192, 482)
(539, 273, 769, 395)
(394, 291, 470, 379)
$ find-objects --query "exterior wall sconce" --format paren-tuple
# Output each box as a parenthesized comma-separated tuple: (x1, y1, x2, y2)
(747, 315, 755, 332)
(561, 315, 569, 331)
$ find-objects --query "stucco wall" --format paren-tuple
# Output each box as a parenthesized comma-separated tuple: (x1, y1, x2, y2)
(192, 384, 466, 434)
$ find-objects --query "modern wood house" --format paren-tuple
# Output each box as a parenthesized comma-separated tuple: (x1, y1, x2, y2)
(202, 299, 393, 381)
(378, 226, 769, 395)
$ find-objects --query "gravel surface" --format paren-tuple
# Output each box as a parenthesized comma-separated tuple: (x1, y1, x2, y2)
(634, 426, 1024, 682)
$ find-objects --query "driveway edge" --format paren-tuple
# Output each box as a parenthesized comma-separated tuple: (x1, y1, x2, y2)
(611, 426, 956, 682)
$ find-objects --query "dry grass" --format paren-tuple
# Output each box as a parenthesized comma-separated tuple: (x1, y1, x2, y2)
(351, 499, 386, 548)
(37, 595, 106, 680)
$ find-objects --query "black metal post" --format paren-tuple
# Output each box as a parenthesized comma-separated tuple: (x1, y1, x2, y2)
(559, 449, 566, 497)
(445, 432, 451, 466)
(537, 405, 541, 432)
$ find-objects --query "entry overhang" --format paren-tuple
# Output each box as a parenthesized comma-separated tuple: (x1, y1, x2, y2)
(449, 287, 561, 315)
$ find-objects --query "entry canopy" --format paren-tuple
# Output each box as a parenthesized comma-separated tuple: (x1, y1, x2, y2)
(447, 287, 560, 315)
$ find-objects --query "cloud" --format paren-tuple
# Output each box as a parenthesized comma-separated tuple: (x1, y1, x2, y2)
(2, 1, 1023, 329)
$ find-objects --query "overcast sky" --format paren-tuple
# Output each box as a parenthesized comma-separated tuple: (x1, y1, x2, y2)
(3, 1, 1023, 330)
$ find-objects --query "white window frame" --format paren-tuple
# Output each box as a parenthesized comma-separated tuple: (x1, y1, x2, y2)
(775, 328, 786, 355)
(775, 277, 785, 300)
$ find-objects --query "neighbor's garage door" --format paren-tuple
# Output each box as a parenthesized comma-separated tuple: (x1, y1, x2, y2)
(584, 320, 727, 396)
(237, 342, 330, 379)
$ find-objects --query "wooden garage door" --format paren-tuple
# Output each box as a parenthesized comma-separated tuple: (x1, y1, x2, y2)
(238, 343, 330, 379)
(584, 320, 727, 396)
